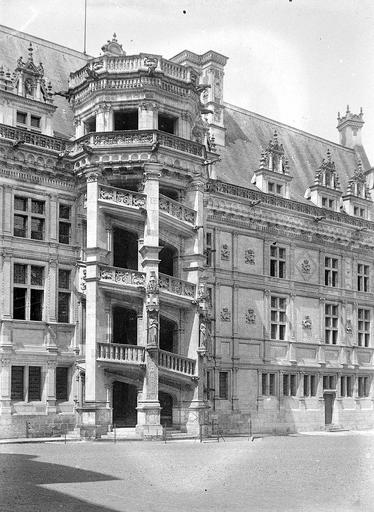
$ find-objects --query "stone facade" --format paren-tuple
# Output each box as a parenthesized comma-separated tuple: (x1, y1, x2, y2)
(0, 28, 373, 438)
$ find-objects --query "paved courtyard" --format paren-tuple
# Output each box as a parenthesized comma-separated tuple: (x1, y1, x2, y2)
(1, 433, 374, 512)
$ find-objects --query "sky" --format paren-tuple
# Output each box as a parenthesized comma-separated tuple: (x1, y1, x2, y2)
(1, 0, 374, 163)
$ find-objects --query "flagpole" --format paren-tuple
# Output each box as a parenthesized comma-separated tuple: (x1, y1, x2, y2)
(83, 0, 87, 55)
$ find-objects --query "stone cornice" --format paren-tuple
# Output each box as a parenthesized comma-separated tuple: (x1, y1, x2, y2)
(0, 166, 76, 190)
(206, 179, 374, 231)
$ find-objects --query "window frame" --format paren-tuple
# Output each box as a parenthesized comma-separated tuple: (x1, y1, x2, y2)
(261, 372, 276, 396)
(303, 374, 317, 397)
(283, 373, 297, 396)
(340, 375, 353, 397)
(357, 263, 369, 292)
(14, 196, 46, 241)
(58, 268, 71, 323)
(270, 245, 286, 278)
(358, 308, 370, 347)
(270, 295, 287, 340)
(324, 256, 338, 287)
(325, 303, 339, 345)
(11, 365, 43, 402)
(357, 376, 370, 398)
(218, 371, 229, 399)
(13, 262, 45, 321)
(58, 203, 72, 245)
(56, 367, 70, 402)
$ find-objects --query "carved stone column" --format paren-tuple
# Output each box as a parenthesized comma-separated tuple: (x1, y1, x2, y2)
(46, 360, 57, 413)
(137, 163, 162, 438)
(0, 357, 11, 414)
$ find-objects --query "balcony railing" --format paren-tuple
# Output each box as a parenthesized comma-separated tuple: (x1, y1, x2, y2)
(159, 273, 196, 299)
(158, 349, 196, 376)
(69, 55, 192, 89)
(97, 342, 145, 364)
(159, 194, 196, 225)
(99, 185, 146, 209)
(74, 130, 205, 158)
(0, 123, 68, 152)
(99, 266, 146, 288)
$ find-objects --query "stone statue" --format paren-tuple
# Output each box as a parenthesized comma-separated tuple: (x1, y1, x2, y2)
(148, 316, 158, 346)
(199, 321, 210, 350)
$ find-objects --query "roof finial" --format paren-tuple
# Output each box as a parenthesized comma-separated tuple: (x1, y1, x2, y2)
(28, 42, 34, 62)
(112, 32, 117, 42)
(346, 104, 350, 114)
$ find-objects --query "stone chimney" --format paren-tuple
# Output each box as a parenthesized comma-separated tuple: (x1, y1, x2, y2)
(170, 50, 228, 147)
(337, 105, 364, 148)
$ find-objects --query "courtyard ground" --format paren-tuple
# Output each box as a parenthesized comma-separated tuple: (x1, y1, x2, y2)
(0, 432, 374, 512)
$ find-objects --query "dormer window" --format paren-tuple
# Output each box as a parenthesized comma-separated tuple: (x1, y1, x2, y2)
(342, 160, 372, 218)
(322, 197, 335, 210)
(252, 131, 292, 198)
(354, 206, 366, 218)
(305, 150, 342, 211)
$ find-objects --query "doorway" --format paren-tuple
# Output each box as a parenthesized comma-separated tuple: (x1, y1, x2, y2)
(112, 381, 138, 427)
(324, 392, 334, 425)
(112, 306, 137, 345)
(159, 391, 173, 426)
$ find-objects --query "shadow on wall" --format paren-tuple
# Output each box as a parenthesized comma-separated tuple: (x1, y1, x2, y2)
(0, 453, 120, 512)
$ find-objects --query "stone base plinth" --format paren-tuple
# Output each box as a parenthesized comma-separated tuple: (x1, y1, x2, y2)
(184, 400, 209, 435)
(77, 402, 111, 439)
(136, 400, 163, 439)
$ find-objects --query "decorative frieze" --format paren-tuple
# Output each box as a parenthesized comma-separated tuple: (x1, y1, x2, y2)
(99, 185, 146, 208)
(0, 123, 67, 152)
(99, 266, 146, 287)
(158, 273, 196, 298)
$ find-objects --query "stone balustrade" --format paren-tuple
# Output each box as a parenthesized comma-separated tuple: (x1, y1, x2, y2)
(99, 266, 146, 288)
(0, 123, 68, 152)
(97, 342, 145, 364)
(158, 349, 196, 376)
(74, 129, 204, 157)
(159, 194, 196, 225)
(69, 55, 191, 89)
(99, 185, 146, 209)
(158, 273, 196, 299)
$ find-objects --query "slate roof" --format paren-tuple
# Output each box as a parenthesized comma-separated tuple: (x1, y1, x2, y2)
(0, 24, 89, 138)
(217, 103, 371, 203)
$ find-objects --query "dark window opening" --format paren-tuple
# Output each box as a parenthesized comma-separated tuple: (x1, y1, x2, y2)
(31, 217, 44, 240)
(85, 116, 96, 133)
(219, 371, 229, 399)
(58, 293, 70, 323)
(112, 307, 138, 345)
(28, 366, 41, 401)
(59, 222, 71, 244)
(114, 110, 138, 131)
(113, 228, 138, 270)
(30, 289, 43, 321)
(14, 215, 27, 237)
(59, 204, 71, 220)
(13, 288, 26, 319)
(158, 113, 176, 134)
(159, 244, 177, 276)
(160, 316, 177, 352)
(56, 367, 69, 401)
(11, 366, 24, 400)
(159, 188, 179, 201)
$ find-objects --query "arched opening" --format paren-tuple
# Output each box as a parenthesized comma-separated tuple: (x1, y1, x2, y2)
(112, 381, 138, 427)
(113, 227, 138, 270)
(159, 391, 173, 426)
(160, 316, 178, 353)
(112, 306, 137, 345)
(159, 243, 178, 276)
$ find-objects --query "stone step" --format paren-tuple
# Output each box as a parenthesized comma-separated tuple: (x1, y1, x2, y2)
(104, 427, 142, 440)
(325, 424, 350, 432)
